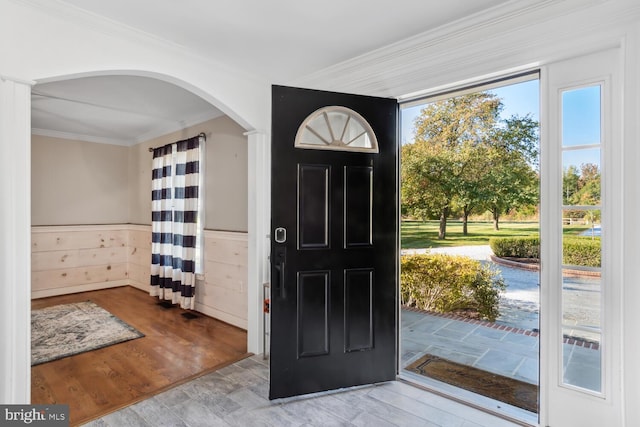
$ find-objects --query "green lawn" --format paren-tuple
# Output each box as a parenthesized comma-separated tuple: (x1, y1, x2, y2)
(401, 220, 588, 249)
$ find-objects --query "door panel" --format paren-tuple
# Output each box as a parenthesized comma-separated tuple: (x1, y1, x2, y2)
(298, 164, 330, 249)
(297, 271, 330, 357)
(344, 166, 374, 247)
(344, 269, 374, 352)
(270, 85, 398, 399)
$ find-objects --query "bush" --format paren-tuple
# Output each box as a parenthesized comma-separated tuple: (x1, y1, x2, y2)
(489, 235, 540, 259)
(400, 254, 505, 321)
(490, 235, 601, 267)
(563, 237, 601, 267)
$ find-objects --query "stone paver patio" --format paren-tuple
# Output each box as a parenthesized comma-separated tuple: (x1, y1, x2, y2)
(401, 244, 602, 398)
(401, 307, 601, 395)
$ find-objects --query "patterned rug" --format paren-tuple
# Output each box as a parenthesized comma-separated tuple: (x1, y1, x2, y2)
(31, 301, 144, 366)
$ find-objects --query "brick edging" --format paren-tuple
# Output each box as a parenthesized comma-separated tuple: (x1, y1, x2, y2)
(402, 305, 600, 350)
(490, 255, 601, 277)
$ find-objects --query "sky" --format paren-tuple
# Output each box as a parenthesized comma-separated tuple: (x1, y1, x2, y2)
(400, 79, 540, 145)
(400, 78, 601, 171)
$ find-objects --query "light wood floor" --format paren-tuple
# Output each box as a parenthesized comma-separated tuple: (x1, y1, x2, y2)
(31, 286, 249, 426)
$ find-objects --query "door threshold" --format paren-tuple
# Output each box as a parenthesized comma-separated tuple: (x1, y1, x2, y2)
(397, 371, 539, 427)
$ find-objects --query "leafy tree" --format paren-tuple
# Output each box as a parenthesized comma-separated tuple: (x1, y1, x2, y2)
(402, 93, 540, 237)
(577, 163, 600, 205)
(562, 162, 601, 220)
(402, 93, 500, 239)
(455, 145, 491, 235)
(563, 165, 581, 205)
(480, 115, 539, 230)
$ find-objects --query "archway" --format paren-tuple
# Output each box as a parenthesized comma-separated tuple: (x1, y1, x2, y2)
(0, 69, 269, 403)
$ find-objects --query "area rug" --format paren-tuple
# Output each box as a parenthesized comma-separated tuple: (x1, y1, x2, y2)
(31, 301, 144, 366)
(406, 354, 538, 413)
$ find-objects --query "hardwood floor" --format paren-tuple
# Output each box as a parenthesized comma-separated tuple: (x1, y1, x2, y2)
(31, 287, 249, 426)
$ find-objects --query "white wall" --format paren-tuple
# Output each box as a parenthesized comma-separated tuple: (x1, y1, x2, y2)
(0, 1, 269, 132)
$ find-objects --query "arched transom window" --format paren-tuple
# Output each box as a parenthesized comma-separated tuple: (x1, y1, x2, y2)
(294, 106, 379, 153)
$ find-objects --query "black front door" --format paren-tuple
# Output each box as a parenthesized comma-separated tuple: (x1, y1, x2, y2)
(269, 85, 398, 399)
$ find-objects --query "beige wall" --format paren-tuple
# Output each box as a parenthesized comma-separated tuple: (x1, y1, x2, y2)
(32, 115, 248, 231)
(32, 135, 130, 225)
(128, 115, 248, 231)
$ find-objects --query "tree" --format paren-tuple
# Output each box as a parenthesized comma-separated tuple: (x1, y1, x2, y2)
(402, 93, 501, 239)
(562, 162, 601, 220)
(577, 163, 600, 205)
(455, 147, 489, 235)
(402, 93, 539, 237)
(480, 115, 539, 230)
(563, 165, 581, 205)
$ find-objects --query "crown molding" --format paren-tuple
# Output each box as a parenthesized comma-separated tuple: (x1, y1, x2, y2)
(291, 0, 637, 98)
(133, 110, 224, 144)
(0, 74, 36, 86)
(31, 128, 132, 146)
(31, 110, 224, 146)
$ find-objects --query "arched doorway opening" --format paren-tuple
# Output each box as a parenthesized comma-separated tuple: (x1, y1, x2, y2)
(25, 70, 268, 422)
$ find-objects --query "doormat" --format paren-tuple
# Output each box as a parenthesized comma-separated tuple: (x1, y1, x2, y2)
(31, 301, 144, 366)
(406, 354, 538, 413)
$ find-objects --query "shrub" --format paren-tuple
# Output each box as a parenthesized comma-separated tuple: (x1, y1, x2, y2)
(490, 235, 601, 267)
(400, 254, 505, 321)
(489, 235, 540, 259)
(563, 237, 601, 267)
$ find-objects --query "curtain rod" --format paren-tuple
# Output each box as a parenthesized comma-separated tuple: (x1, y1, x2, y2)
(148, 132, 207, 152)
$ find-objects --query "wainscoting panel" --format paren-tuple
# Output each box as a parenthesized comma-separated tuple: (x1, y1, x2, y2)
(198, 230, 248, 329)
(31, 225, 249, 330)
(127, 225, 152, 291)
(31, 226, 129, 298)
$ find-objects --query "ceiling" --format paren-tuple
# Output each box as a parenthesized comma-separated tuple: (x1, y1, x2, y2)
(31, 0, 513, 146)
(32, 76, 223, 145)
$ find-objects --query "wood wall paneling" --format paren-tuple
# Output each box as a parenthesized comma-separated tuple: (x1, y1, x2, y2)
(31, 225, 249, 330)
(199, 230, 248, 329)
(126, 226, 152, 291)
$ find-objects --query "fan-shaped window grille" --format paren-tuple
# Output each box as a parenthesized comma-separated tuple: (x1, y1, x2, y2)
(294, 106, 379, 153)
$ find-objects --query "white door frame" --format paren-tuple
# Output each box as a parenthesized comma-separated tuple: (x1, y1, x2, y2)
(539, 47, 623, 427)
(0, 75, 33, 403)
(246, 129, 270, 354)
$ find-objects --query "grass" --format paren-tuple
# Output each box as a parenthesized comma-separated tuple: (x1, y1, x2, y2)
(401, 220, 588, 249)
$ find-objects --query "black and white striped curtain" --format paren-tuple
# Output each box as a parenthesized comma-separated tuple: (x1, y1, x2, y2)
(150, 136, 201, 310)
